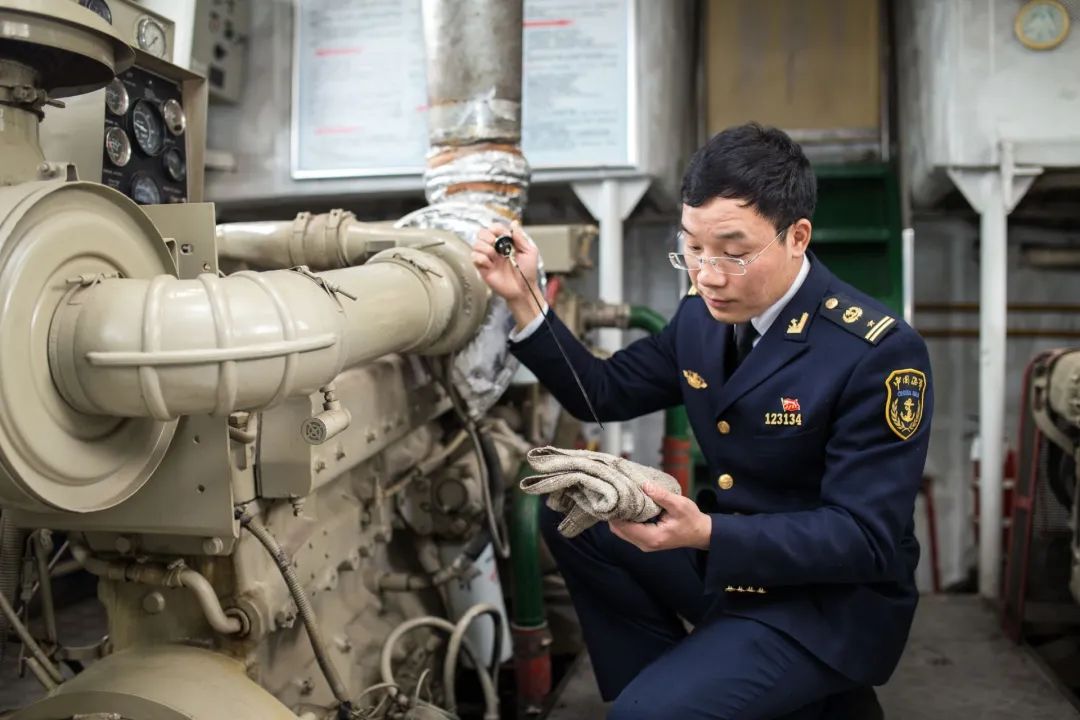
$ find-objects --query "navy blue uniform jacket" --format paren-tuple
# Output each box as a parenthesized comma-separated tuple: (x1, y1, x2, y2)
(509, 256, 933, 686)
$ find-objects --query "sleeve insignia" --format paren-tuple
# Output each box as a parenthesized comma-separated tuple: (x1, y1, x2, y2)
(821, 294, 897, 345)
(885, 369, 926, 440)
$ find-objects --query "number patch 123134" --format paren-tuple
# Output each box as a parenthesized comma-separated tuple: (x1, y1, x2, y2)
(764, 412, 802, 426)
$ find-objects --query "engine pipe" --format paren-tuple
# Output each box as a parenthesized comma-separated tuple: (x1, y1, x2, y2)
(49, 247, 482, 420)
(510, 460, 552, 716)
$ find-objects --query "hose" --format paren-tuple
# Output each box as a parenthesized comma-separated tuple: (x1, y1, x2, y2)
(0, 577, 63, 685)
(433, 353, 512, 561)
(475, 425, 511, 560)
(380, 615, 499, 720)
(443, 604, 504, 715)
(69, 544, 243, 636)
(239, 513, 353, 712)
(32, 532, 57, 645)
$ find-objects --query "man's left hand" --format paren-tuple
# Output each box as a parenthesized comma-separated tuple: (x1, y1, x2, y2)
(609, 482, 712, 552)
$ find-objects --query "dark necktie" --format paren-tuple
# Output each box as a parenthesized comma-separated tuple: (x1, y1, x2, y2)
(726, 322, 758, 379)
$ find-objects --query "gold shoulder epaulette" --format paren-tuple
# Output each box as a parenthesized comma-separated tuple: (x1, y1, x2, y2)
(820, 294, 897, 345)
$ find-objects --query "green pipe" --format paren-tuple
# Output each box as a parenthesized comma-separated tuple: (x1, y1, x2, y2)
(511, 461, 545, 628)
(509, 306, 697, 631)
(629, 306, 690, 440)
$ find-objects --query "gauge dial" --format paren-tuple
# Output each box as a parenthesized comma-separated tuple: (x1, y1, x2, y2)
(131, 174, 162, 205)
(104, 127, 131, 167)
(130, 99, 164, 156)
(161, 98, 186, 136)
(137, 16, 168, 58)
(1015, 0, 1071, 50)
(78, 0, 112, 23)
(105, 79, 128, 115)
(162, 147, 186, 183)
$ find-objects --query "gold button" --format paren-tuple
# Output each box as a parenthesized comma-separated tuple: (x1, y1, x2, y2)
(716, 420, 731, 434)
(717, 473, 734, 490)
(825, 297, 839, 309)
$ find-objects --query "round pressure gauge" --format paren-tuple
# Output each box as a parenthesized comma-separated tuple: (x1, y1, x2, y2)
(1015, 0, 1071, 50)
(104, 126, 131, 167)
(136, 16, 168, 58)
(161, 98, 186, 136)
(105, 78, 128, 115)
(162, 147, 186, 183)
(130, 174, 162, 205)
(130, 99, 164, 156)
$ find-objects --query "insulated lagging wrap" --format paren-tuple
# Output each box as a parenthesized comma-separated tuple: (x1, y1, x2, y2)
(519, 447, 682, 538)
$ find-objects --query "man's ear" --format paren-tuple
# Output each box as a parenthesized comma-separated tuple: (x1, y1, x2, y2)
(789, 218, 812, 256)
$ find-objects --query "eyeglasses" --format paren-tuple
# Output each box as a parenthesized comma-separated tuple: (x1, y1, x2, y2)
(668, 226, 788, 276)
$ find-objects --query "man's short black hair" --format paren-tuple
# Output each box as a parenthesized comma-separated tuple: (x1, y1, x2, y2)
(680, 123, 816, 232)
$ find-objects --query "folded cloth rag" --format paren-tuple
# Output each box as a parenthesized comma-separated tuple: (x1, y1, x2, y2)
(520, 446, 682, 538)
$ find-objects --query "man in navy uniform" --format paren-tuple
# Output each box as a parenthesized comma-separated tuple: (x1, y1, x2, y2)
(471, 123, 932, 719)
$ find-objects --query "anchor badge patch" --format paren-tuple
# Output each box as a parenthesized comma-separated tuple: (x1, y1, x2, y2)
(885, 369, 926, 440)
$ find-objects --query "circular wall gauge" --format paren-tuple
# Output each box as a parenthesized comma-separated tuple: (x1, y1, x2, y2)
(105, 78, 128, 115)
(130, 99, 164, 156)
(161, 98, 186, 136)
(162, 147, 186, 182)
(78, 0, 112, 24)
(136, 16, 168, 58)
(104, 127, 131, 167)
(131, 174, 162, 205)
(1015, 0, 1071, 50)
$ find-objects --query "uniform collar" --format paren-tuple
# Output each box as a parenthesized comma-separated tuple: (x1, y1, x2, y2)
(750, 254, 810, 340)
(711, 254, 832, 416)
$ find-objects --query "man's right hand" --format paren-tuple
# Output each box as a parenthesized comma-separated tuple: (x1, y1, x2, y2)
(472, 223, 545, 330)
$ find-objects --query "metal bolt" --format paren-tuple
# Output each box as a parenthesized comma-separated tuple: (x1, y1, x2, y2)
(115, 536, 134, 554)
(202, 537, 225, 555)
(290, 496, 306, 517)
(142, 591, 166, 614)
(334, 635, 352, 653)
(296, 677, 314, 696)
(275, 609, 297, 629)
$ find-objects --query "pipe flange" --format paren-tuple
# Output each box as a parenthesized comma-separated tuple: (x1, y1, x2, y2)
(0, 181, 177, 513)
(225, 607, 251, 637)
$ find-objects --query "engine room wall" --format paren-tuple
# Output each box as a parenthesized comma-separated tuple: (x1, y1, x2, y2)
(912, 214, 1080, 590)
(899, 0, 1080, 207)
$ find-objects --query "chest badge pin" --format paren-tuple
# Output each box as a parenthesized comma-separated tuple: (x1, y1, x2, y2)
(683, 370, 708, 390)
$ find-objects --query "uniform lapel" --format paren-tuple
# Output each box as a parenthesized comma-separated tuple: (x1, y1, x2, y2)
(713, 256, 832, 418)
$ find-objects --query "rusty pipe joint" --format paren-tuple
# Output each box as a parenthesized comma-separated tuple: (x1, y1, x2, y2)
(580, 302, 632, 331)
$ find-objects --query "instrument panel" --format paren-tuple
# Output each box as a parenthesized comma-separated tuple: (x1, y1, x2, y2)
(102, 66, 188, 205)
